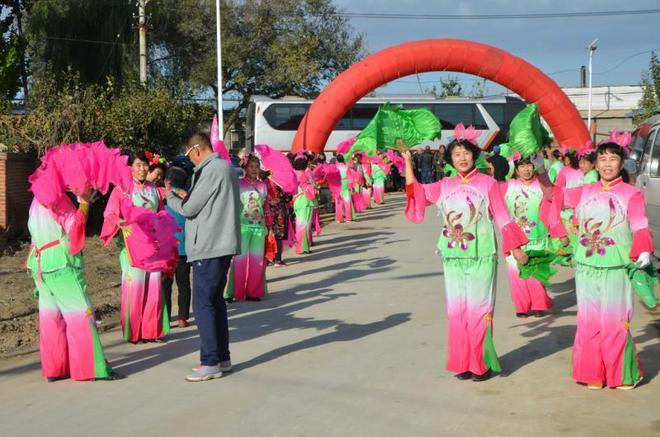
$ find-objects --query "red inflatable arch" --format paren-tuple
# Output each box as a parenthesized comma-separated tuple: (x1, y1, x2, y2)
(292, 38, 589, 153)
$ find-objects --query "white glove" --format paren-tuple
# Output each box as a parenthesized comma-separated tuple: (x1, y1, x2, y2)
(530, 152, 546, 171)
(636, 252, 652, 269)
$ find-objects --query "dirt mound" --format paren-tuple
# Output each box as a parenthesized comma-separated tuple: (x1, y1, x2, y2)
(0, 238, 123, 358)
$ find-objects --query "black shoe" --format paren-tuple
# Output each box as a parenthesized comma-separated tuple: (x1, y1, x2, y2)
(46, 376, 69, 383)
(472, 370, 493, 382)
(95, 371, 126, 381)
(532, 310, 546, 318)
(454, 371, 472, 380)
(224, 298, 234, 304)
(516, 312, 530, 318)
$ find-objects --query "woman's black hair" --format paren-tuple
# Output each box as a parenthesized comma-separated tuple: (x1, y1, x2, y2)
(127, 151, 149, 166)
(564, 151, 579, 169)
(551, 149, 562, 160)
(242, 154, 260, 169)
(580, 151, 597, 163)
(165, 166, 188, 190)
(293, 156, 308, 171)
(149, 162, 167, 173)
(596, 142, 629, 183)
(513, 156, 534, 169)
(336, 154, 345, 163)
(444, 139, 481, 169)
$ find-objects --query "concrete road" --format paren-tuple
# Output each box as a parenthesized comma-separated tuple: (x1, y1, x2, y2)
(0, 194, 658, 437)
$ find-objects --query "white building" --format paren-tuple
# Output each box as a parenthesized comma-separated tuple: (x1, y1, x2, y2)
(509, 85, 643, 142)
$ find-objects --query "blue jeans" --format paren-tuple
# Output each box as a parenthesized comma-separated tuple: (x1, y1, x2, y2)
(192, 256, 232, 366)
(421, 169, 434, 184)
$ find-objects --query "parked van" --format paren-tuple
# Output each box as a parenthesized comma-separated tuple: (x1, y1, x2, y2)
(629, 115, 660, 256)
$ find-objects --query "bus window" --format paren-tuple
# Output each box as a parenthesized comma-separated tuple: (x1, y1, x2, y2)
(263, 104, 309, 130)
(336, 109, 352, 130)
(351, 104, 380, 129)
(482, 104, 505, 126)
(504, 98, 526, 124)
(472, 106, 488, 129)
(432, 104, 474, 129)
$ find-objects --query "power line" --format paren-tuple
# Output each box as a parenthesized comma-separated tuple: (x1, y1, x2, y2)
(45, 36, 135, 47)
(339, 9, 660, 21)
(594, 48, 658, 75)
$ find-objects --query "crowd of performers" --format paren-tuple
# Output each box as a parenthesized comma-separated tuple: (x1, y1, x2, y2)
(405, 124, 654, 390)
(24, 140, 396, 382)
(24, 117, 655, 390)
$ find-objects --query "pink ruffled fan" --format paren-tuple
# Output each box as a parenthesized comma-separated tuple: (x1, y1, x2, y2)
(454, 123, 480, 143)
(211, 114, 231, 161)
(336, 137, 357, 155)
(254, 144, 299, 195)
(386, 149, 405, 173)
(322, 165, 342, 197)
(121, 200, 180, 274)
(29, 141, 132, 217)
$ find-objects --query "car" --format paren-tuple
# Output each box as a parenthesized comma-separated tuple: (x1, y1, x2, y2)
(629, 114, 660, 256)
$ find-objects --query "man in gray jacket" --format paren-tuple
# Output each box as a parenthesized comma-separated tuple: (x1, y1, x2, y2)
(166, 132, 241, 382)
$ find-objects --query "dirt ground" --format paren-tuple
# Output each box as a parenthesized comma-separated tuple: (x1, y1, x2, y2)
(0, 238, 123, 358)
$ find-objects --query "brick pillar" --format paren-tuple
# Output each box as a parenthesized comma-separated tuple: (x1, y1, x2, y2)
(0, 153, 36, 248)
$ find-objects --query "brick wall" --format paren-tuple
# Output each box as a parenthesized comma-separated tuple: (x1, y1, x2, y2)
(0, 153, 36, 247)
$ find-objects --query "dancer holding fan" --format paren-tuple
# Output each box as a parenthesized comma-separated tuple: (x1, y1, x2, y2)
(27, 141, 130, 381)
(101, 152, 178, 343)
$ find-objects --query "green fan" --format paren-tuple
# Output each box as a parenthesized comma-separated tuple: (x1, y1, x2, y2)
(347, 103, 441, 158)
(507, 103, 548, 159)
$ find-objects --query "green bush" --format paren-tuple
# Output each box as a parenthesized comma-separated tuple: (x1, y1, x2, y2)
(0, 70, 212, 157)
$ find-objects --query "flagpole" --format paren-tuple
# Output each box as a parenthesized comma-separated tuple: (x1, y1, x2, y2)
(216, 0, 224, 140)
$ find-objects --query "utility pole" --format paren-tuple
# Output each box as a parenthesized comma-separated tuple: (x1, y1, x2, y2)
(587, 39, 598, 133)
(580, 65, 586, 88)
(138, 0, 149, 86)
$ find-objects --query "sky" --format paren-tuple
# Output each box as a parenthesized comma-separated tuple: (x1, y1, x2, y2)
(332, 0, 659, 96)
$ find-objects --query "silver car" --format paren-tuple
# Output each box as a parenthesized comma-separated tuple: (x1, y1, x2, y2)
(630, 115, 660, 254)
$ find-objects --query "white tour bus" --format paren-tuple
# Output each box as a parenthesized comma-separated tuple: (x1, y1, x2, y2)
(245, 94, 526, 152)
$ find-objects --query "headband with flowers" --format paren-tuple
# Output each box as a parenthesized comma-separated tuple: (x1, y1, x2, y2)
(453, 123, 480, 144)
(599, 129, 632, 156)
(145, 151, 168, 167)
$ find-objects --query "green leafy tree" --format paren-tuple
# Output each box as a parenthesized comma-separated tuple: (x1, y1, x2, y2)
(635, 52, 660, 123)
(25, 0, 137, 87)
(428, 76, 463, 98)
(0, 0, 25, 106)
(150, 0, 364, 133)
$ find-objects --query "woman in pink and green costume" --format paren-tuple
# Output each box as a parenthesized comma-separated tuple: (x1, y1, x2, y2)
(558, 135, 653, 390)
(403, 124, 530, 381)
(27, 141, 129, 381)
(101, 152, 170, 343)
(225, 155, 272, 301)
(502, 155, 568, 317)
(292, 155, 316, 254)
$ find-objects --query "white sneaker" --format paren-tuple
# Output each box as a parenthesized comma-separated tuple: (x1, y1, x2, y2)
(192, 360, 233, 373)
(185, 365, 223, 382)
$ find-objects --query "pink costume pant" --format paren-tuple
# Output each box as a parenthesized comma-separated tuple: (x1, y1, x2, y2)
(506, 255, 553, 314)
(120, 249, 169, 342)
(573, 265, 643, 387)
(225, 224, 267, 300)
(36, 267, 111, 380)
(373, 181, 385, 204)
(313, 206, 322, 237)
(362, 187, 373, 209)
(335, 193, 353, 223)
(443, 256, 501, 375)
